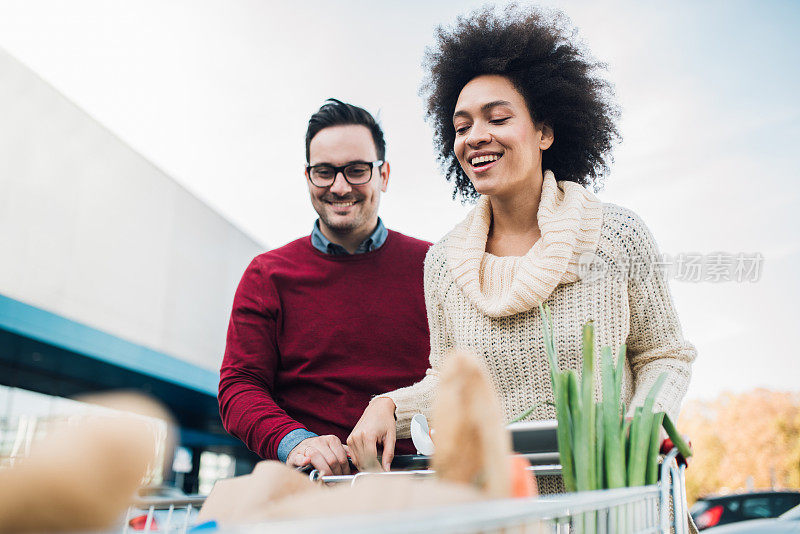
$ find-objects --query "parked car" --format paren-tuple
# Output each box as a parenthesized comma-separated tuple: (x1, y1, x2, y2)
(690, 490, 800, 530)
(702, 503, 800, 533)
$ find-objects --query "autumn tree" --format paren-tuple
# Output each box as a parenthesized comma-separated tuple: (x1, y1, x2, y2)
(679, 389, 800, 504)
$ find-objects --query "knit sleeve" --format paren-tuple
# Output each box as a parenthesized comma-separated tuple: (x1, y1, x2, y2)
(378, 244, 454, 438)
(621, 210, 696, 421)
(218, 258, 307, 459)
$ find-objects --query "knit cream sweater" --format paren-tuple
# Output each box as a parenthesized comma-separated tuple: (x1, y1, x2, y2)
(383, 171, 696, 439)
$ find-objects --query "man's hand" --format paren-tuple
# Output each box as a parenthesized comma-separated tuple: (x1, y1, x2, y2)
(286, 435, 350, 476)
(347, 397, 397, 472)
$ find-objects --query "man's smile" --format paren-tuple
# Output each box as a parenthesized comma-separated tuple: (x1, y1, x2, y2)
(324, 197, 360, 208)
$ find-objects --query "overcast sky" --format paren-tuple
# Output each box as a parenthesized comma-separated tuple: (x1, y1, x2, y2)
(1, 0, 798, 401)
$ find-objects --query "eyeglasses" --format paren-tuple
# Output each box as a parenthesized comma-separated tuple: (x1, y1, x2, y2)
(305, 160, 384, 187)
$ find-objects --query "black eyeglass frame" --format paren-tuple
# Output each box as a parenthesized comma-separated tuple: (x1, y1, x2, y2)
(305, 160, 385, 187)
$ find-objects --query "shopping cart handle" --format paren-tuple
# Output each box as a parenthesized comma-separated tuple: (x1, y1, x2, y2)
(297, 455, 429, 476)
(295, 457, 359, 474)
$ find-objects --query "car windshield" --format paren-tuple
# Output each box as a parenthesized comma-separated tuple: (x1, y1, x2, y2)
(780, 503, 800, 520)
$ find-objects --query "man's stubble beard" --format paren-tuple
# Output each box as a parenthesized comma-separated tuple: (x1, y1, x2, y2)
(314, 189, 380, 236)
(319, 211, 362, 233)
(317, 197, 370, 234)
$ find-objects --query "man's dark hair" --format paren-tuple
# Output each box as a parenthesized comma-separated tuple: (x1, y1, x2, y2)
(305, 98, 386, 162)
(422, 5, 621, 201)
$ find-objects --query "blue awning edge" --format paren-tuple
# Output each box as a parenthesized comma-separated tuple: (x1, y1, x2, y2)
(0, 293, 219, 396)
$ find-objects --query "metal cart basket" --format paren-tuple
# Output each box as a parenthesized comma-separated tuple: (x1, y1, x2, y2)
(122, 447, 688, 534)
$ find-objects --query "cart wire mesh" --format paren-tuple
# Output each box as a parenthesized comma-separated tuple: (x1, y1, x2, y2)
(121, 449, 688, 534)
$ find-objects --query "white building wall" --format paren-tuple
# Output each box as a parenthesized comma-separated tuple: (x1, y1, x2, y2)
(0, 48, 265, 372)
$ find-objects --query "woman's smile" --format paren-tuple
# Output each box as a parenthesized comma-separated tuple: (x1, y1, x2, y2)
(468, 152, 503, 173)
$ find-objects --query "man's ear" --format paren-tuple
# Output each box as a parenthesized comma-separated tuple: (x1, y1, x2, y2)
(539, 125, 554, 151)
(379, 161, 390, 193)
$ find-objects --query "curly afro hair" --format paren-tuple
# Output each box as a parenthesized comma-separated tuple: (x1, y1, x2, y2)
(422, 4, 620, 201)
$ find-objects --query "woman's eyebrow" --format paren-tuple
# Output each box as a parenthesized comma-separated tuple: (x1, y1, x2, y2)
(482, 100, 513, 112)
(453, 100, 513, 121)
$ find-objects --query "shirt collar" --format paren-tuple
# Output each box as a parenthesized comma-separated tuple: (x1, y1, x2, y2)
(310, 218, 388, 255)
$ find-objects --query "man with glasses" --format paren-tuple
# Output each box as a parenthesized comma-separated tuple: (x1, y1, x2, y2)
(219, 99, 431, 476)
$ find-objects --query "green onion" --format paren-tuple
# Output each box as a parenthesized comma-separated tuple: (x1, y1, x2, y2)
(568, 369, 592, 491)
(539, 303, 576, 492)
(508, 401, 549, 424)
(662, 414, 692, 459)
(595, 402, 604, 489)
(627, 406, 644, 485)
(602, 346, 625, 489)
(647, 412, 666, 485)
(537, 304, 688, 494)
(556, 371, 576, 492)
(581, 322, 597, 490)
(627, 373, 666, 486)
(622, 416, 632, 477)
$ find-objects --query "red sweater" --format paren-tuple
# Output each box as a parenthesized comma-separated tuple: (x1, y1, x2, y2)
(219, 230, 431, 459)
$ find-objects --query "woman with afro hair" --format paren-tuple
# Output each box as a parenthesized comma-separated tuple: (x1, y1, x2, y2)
(348, 5, 697, 492)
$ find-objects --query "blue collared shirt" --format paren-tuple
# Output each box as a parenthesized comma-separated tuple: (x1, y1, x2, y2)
(310, 218, 388, 255)
(276, 217, 389, 462)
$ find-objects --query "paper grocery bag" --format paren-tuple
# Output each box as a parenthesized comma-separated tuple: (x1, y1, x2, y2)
(197, 461, 317, 526)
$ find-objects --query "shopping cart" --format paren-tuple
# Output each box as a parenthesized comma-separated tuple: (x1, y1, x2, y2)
(1, 388, 688, 533)
(123, 450, 685, 534)
(122, 495, 205, 533)
(121, 422, 689, 534)
(289, 447, 689, 534)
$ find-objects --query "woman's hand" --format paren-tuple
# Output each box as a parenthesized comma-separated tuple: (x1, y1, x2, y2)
(286, 435, 350, 476)
(347, 397, 397, 472)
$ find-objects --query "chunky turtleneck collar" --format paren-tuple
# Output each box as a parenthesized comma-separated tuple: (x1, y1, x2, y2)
(445, 170, 603, 317)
